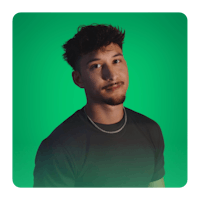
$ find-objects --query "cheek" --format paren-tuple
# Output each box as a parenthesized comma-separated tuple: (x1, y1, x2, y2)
(84, 76, 99, 91)
(122, 67, 129, 88)
(126, 70, 129, 82)
(120, 66, 129, 80)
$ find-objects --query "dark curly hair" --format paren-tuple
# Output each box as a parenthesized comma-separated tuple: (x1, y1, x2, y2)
(62, 24, 125, 72)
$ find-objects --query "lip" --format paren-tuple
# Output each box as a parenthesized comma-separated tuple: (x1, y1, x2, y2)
(104, 82, 122, 91)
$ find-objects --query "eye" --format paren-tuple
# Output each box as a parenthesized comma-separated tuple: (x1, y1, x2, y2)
(92, 64, 101, 69)
(113, 59, 121, 64)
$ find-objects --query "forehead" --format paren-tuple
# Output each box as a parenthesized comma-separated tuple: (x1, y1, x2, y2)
(79, 43, 122, 65)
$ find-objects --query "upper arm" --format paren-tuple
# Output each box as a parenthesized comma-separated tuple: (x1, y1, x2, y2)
(33, 140, 76, 187)
(150, 123, 165, 184)
(148, 177, 165, 187)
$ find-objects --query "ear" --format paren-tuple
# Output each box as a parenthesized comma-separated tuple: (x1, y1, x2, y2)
(72, 71, 84, 88)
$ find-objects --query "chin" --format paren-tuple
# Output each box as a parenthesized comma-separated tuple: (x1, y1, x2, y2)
(103, 95, 126, 106)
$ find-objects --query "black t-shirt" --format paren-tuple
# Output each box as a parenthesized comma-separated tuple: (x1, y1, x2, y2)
(33, 107, 165, 187)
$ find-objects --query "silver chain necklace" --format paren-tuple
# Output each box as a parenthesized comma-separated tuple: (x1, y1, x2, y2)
(84, 107, 127, 134)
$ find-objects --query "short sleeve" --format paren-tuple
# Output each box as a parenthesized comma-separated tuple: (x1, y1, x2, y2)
(33, 139, 76, 187)
(150, 124, 165, 182)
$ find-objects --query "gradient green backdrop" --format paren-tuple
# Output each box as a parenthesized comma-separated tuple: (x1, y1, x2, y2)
(13, 13, 187, 187)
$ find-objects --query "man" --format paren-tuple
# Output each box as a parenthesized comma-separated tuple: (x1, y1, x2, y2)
(33, 24, 165, 187)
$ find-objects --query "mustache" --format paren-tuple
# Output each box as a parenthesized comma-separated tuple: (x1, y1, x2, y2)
(102, 81, 124, 90)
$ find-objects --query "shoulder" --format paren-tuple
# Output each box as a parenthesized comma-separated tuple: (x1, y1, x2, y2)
(125, 107, 163, 146)
(37, 108, 87, 155)
(125, 107, 159, 127)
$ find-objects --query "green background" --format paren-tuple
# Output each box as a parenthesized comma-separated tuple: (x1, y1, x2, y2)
(13, 13, 187, 187)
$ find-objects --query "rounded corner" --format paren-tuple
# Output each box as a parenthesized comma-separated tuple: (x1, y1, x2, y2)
(12, 178, 21, 188)
(178, 12, 188, 22)
(180, 178, 188, 188)
(181, 182, 188, 188)
(12, 182, 20, 188)
(12, 12, 22, 21)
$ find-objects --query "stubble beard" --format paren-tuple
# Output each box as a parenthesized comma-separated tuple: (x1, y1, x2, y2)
(86, 87, 127, 106)
(102, 95, 126, 106)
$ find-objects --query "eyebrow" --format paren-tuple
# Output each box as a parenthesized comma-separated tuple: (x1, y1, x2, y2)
(86, 53, 123, 65)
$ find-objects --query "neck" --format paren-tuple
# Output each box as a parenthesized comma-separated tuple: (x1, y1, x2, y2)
(84, 103, 124, 125)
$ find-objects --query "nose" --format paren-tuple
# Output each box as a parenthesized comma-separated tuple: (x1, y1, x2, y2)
(101, 63, 118, 81)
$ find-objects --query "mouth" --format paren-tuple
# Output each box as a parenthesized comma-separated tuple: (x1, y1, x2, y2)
(103, 82, 123, 91)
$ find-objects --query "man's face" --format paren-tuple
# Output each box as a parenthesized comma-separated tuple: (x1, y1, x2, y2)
(76, 43, 129, 106)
